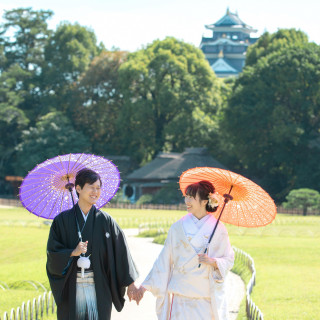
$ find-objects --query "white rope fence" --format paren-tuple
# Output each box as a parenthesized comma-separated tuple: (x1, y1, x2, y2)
(233, 247, 264, 320)
(1, 291, 56, 320)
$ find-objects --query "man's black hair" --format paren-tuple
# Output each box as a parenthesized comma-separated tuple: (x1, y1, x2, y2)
(75, 168, 102, 197)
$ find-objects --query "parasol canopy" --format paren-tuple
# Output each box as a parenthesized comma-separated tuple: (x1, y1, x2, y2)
(19, 153, 120, 219)
(179, 167, 277, 228)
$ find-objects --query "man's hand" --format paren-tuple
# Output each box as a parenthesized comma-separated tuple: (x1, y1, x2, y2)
(71, 241, 88, 257)
(127, 282, 138, 302)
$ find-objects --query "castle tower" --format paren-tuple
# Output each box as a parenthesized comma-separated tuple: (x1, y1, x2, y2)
(200, 9, 259, 77)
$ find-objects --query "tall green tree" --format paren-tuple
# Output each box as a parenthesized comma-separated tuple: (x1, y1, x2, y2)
(0, 31, 30, 177)
(0, 8, 103, 183)
(0, 8, 53, 121)
(73, 50, 127, 155)
(118, 37, 223, 163)
(0, 105, 29, 177)
(41, 22, 100, 114)
(246, 29, 309, 66)
(222, 42, 320, 200)
(15, 112, 91, 175)
(1, 7, 53, 70)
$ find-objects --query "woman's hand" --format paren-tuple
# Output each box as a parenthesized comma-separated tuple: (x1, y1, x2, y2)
(134, 286, 146, 305)
(198, 254, 218, 270)
(71, 241, 88, 256)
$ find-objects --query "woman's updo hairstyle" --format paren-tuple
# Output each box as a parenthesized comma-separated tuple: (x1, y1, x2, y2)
(185, 180, 218, 212)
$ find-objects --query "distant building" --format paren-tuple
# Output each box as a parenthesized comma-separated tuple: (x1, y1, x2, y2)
(200, 9, 259, 78)
(3, 176, 23, 198)
(123, 148, 226, 203)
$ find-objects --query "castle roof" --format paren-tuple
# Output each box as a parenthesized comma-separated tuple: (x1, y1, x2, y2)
(205, 9, 256, 32)
(211, 58, 238, 74)
(214, 9, 246, 26)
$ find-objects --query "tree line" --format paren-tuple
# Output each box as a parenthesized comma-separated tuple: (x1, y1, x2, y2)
(1, 8, 319, 202)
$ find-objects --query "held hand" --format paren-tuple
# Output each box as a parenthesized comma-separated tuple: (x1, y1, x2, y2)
(71, 241, 88, 256)
(134, 286, 146, 305)
(127, 282, 138, 302)
(198, 254, 218, 269)
(127, 283, 146, 305)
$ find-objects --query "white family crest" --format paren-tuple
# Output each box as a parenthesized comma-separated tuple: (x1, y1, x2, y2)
(105, 232, 110, 238)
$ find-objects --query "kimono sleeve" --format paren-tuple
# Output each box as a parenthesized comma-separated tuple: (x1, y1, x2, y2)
(210, 228, 234, 281)
(142, 227, 174, 297)
(46, 218, 74, 278)
(113, 224, 139, 287)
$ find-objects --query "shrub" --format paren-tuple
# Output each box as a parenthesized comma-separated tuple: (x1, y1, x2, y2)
(151, 183, 183, 204)
(136, 194, 153, 204)
(282, 188, 320, 215)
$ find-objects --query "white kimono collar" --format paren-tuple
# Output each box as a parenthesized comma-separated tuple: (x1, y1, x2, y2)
(182, 213, 217, 250)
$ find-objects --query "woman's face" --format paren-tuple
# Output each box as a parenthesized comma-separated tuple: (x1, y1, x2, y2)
(184, 192, 207, 214)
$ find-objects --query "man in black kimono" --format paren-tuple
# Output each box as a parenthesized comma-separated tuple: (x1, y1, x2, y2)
(46, 168, 139, 320)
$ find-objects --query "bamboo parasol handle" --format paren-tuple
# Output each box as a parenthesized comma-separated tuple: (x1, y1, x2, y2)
(198, 185, 233, 268)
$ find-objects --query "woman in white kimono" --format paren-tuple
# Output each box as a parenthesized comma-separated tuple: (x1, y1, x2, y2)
(136, 180, 234, 320)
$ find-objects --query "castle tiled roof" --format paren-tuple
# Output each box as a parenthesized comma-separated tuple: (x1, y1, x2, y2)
(214, 10, 246, 26)
(205, 9, 255, 31)
(211, 58, 238, 74)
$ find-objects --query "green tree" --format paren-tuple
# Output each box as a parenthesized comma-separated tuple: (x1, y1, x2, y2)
(15, 112, 91, 175)
(0, 9, 102, 181)
(0, 106, 29, 177)
(222, 42, 320, 200)
(283, 189, 320, 215)
(151, 183, 183, 204)
(41, 22, 100, 114)
(0, 61, 30, 177)
(0, 8, 53, 120)
(118, 37, 223, 163)
(73, 50, 127, 155)
(1, 7, 53, 70)
(246, 29, 309, 66)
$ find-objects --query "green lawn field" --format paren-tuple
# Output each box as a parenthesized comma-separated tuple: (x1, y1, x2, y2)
(0, 207, 319, 319)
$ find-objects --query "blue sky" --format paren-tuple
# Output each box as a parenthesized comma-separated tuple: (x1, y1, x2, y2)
(1, 0, 319, 51)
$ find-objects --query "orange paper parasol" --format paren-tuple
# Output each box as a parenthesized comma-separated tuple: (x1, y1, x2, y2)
(180, 167, 277, 228)
(180, 167, 277, 267)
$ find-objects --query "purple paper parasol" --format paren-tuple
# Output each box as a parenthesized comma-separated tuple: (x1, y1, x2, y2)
(19, 153, 121, 219)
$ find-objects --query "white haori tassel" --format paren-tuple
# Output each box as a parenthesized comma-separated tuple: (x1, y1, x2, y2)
(77, 256, 91, 278)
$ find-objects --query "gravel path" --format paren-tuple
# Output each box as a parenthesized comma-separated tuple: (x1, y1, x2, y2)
(111, 229, 245, 320)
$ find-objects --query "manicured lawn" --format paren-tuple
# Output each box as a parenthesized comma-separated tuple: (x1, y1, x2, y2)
(231, 235, 320, 320)
(0, 207, 319, 319)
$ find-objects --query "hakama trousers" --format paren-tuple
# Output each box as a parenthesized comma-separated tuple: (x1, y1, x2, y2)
(76, 272, 98, 320)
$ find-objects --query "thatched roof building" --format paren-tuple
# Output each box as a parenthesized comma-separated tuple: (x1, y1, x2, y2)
(123, 148, 226, 202)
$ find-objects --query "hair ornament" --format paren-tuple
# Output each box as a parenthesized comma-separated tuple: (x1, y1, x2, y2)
(208, 192, 219, 208)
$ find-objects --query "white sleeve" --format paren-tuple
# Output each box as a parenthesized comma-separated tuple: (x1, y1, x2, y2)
(142, 227, 174, 297)
(210, 229, 235, 281)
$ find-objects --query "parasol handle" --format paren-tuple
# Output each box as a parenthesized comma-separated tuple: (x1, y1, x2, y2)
(198, 185, 233, 268)
(65, 177, 75, 206)
(66, 176, 84, 247)
(65, 178, 80, 239)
